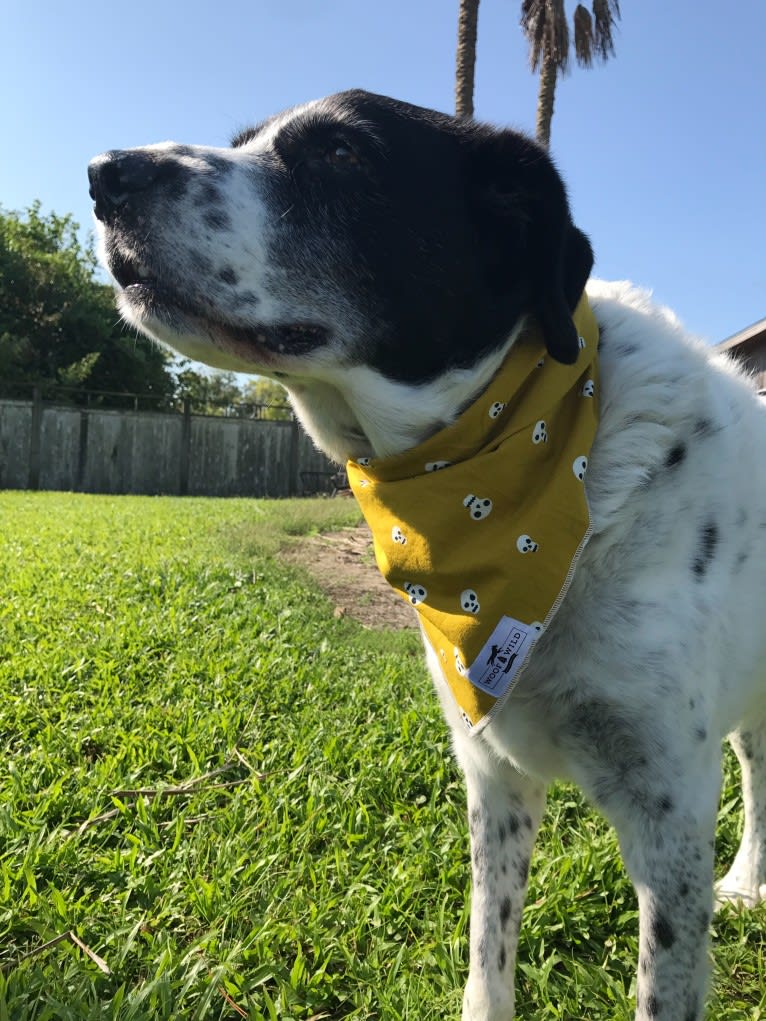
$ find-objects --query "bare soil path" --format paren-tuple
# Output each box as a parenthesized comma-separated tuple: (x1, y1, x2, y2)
(281, 523, 416, 630)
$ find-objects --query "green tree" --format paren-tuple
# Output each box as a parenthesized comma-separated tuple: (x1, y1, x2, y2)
(0, 203, 175, 404)
(241, 377, 292, 420)
(455, 0, 481, 119)
(174, 365, 246, 414)
(521, 0, 621, 148)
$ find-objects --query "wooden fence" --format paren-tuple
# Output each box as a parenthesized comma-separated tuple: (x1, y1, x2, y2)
(0, 391, 336, 498)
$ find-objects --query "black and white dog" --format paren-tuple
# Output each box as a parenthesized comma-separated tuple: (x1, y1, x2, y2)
(89, 90, 766, 1020)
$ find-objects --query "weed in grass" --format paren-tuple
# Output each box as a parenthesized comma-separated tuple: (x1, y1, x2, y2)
(0, 492, 764, 1019)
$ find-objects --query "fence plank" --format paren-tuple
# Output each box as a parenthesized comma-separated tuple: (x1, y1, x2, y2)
(28, 388, 43, 490)
(0, 401, 33, 489)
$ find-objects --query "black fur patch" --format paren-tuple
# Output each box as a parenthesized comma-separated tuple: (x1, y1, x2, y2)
(566, 699, 650, 809)
(516, 856, 530, 883)
(664, 442, 687, 469)
(693, 418, 715, 437)
(218, 267, 238, 286)
(652, 913, 675, 949)
(692, 522, 719, 579)
(205, 154, 233, 175)
(199, 181, 221, 205)
(656, 794, 673, 815)
(260, 90, 592, 379)
(499, 896, 512, 930)
(203, 209, 231, 231)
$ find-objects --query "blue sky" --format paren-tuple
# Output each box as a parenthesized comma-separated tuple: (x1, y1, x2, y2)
(2, 0, 764, 346)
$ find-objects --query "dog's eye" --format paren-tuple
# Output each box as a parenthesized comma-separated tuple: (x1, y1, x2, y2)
(325, 142, 360, 167)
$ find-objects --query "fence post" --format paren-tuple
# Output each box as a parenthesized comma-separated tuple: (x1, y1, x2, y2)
(179, 398, 191, 495)
(28, 387, 43, 491)
(287, 418, 301, 497)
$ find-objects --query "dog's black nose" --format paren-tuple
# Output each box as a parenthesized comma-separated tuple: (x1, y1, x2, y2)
(88, 150, 163, 221)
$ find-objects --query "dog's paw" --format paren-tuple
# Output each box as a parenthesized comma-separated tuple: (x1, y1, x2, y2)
(714, 875, 766, 909)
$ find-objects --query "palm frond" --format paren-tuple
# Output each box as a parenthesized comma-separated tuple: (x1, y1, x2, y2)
(592, 0, 621, 61)
(520, 0, 547, 71)
(521, 0, 569, 73)
(573, 5, 594, 67)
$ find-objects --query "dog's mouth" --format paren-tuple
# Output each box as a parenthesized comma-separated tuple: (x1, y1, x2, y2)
(110, 250, 330, 360)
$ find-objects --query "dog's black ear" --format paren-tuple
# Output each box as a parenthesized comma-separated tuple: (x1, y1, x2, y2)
(535, 223, 594, 364)
(466, 128, 594, 364)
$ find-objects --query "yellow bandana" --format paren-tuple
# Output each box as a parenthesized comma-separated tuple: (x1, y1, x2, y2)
(347, 296, 599, 736)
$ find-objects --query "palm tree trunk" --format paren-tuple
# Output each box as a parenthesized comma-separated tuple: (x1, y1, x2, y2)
(535, 52, 558, 148)
(455, 0, 480, 119)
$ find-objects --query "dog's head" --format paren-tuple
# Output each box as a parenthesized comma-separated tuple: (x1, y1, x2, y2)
(89, 90, 592, 456)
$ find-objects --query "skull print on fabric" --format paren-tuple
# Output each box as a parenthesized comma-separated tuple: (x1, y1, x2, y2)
(403, 582, 427, 605)
(346, 294, 600, 735)
(573, 456, 588, 481)
(532, 420, 548, 444)
(463, 494, 493, 520)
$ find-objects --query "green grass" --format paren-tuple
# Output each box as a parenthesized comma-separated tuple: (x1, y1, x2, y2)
(0, 491, 763, 1020)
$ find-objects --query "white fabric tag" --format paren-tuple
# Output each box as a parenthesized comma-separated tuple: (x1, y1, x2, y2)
(466, 616, 537, 697)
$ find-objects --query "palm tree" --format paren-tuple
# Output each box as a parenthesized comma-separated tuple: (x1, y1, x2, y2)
(455, 0, 481, 119)
(521, 0, 621, 148)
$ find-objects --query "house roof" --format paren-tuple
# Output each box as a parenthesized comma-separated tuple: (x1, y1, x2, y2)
(717, 316, 766, 352)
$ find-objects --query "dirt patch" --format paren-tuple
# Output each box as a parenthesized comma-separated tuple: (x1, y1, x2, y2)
(282, 524, 417, 630)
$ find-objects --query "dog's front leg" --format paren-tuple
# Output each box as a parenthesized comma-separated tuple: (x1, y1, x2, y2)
(461, 757, 546, 1021)
(607, 763, 721, 1021)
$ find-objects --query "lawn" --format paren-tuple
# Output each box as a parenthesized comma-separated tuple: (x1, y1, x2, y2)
(0, 491, 763, 1020)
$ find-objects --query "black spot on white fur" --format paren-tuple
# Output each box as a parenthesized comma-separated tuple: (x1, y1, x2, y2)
(692, 522, 719, 579)
(652, 913, 675, 949)
(218, 266, 238, 286)
(664, 442, 687, 469)
(693, 418, 715, 437)
(203, 208, 231, 231)
(499, 896, 511, 930)
(199, 181, 221, 205)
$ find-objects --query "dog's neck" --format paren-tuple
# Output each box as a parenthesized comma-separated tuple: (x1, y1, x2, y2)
(282, 326, 523, 464)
